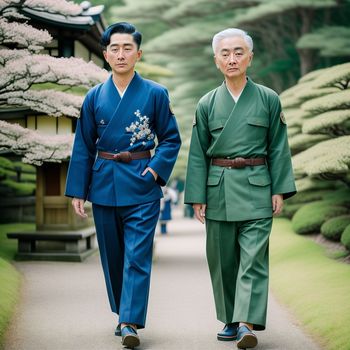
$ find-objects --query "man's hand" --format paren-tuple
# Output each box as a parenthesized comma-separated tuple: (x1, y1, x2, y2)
(193, 203, 207, 224)
(272, 194, 283, 216)
(72, 198, 88, 218)
(142, 167, 158, 181)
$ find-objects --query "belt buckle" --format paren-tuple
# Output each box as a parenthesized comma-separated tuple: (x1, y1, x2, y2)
(113, 151, 132, 163)
(233, 157, 246, 168)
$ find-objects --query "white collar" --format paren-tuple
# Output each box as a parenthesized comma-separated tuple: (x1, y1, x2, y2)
(226, 85, 243, 103)
(112, 73, 134, 98)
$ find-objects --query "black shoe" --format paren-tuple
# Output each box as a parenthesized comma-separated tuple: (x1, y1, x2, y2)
(115, 324, 121, 336)
(121, 325, 140, 348)
(236, 325, 258, 349)
(217, 323, 238, 341)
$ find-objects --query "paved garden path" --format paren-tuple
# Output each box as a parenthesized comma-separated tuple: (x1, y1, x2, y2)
(5, 208, 321, 350)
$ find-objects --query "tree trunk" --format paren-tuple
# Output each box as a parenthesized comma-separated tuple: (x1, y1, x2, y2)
(297, 8, 316, 75)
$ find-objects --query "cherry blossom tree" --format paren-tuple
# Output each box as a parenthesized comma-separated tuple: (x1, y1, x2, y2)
(0, 120, 74, 165)
(0, 0, 108, 163)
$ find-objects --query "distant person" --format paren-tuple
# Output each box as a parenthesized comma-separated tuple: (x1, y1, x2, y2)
(184, 28, 296, 349)
(65, 22, 181, 348)
(159, 186, 177, 234)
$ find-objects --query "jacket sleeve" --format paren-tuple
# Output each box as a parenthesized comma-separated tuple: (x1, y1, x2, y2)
(267, 94, 297, 200)
(184, 101, 211, 204)
(147, 88, 181, 186)
(65, 92, 98, 199)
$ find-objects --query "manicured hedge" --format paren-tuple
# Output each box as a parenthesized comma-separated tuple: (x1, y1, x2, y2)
(321, 215, 350, 241)
(341, 224, 350, 250)
(11, 161, 36, 174)
(0, 157, 14, 170)
(287, 190, 329, 205)
(1, 179, 35, 196)
(281, 203, 304, 219)
(323, 189, 350, 207)
(292, 201, 349, 235)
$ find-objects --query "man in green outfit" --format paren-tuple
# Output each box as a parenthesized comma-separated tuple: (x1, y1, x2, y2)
(184, 28, 296, 349)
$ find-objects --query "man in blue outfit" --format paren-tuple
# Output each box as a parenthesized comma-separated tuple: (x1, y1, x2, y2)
(65, 22, 181, 348)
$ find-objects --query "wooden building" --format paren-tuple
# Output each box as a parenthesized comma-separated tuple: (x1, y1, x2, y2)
(5, 2, 106, 261)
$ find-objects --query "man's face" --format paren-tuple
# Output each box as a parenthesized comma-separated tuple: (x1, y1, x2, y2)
(103, 33, 142, 75)
(214, 36, 253, 79)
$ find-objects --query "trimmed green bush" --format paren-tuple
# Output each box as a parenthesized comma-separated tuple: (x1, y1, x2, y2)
(1, 179, 35, 196)
(287, 190, 330, 205)
(341, 224, 350, 250)
(281, 203, 304, 219)
(323, 189, 350, 207)
(0, 157, 14, 170)
(11, 161, 36, 174)
(20, 173, 36, 183)
(0, 258, 21, 345)
(320, 215, 350, 241)
(292, 201, 349, 235)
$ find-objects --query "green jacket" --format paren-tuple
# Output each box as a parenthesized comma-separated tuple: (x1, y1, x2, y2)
(184, 77, 296, 221)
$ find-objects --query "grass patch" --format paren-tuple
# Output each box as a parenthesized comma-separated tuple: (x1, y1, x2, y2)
(270, 218, 350, 350)
(0, 223, 34, 348)
(0, 258, 21, 348)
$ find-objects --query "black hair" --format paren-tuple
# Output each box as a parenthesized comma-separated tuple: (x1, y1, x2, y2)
(100, 22, 142, 50)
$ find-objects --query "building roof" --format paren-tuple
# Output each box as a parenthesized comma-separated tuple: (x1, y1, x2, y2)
(21, 3, 106, 34)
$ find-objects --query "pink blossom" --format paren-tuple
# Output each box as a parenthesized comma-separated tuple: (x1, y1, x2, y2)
(0, 51, 108, 91)
(0, 0, 82, 16)
(24, 0, 82, 16)
(0, 17, 52, 51)
(0, 120, 74, 165)
(2, 89, 84, 117)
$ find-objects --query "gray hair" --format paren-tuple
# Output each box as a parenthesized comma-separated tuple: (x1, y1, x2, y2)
(212, 28, 253, 54)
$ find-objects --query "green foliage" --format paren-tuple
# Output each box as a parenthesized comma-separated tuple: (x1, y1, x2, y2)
(281, 203, 303, 219)
(321, 215, 350, 241)
(297, 26, 350, 57)
(302, 110, 350, 136)
(0, 157, 14, 170)
(287, 189, 330, 205)
(298, 67, 332, 84)
(301, 89, 350, 115)
(295, 177, 341, 192)
(289, 133, 329, 154)
(311, 62, 350, 90)
(0, 222, 34, 347)
(270, 218, 350, 350)
(0, 258, 20, 347)
(11, 162, 36, 174)
(341, 224, 350, 250)
(1, 179, 35, 196)
(136, 62, 173, 79)
(293, 135, 350, 178)
(323, 189, 350, 207)
(0, 157, 36, 196)
(291, 201, 348, 235)
(284, 108, 310, 128)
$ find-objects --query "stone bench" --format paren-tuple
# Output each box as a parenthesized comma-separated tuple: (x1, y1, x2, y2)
(7, 226, 98, 262)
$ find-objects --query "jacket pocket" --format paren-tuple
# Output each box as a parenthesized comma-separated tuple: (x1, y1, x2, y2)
(247, 117, 269, 128)
(209, 120, 225, 131)
(248, 173, 272, 208)
(246, 117, 269, 144)
(92, 157, 104, 171)
(207, 175, 222, 186)
(206, 172, 223, 209)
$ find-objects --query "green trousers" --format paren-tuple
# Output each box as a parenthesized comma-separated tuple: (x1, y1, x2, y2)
(205, 217, 272, 331)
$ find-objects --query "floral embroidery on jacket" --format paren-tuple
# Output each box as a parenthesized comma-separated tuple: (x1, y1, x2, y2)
(126, 109, 155, 146)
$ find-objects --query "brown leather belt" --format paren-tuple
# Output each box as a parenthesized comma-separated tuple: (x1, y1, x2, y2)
(212, 157, 266, 168)
(98, 150, 151, 163)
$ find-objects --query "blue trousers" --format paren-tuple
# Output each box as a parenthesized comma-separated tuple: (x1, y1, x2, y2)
(92, 200, 160, 329)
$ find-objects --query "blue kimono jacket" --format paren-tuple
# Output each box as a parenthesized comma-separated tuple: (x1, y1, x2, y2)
(65, 72, 181, 206)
